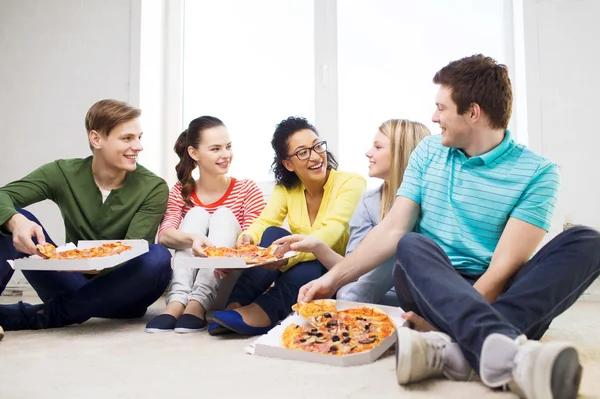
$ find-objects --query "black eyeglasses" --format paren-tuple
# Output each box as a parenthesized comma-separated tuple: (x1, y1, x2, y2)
(286, 141, 327, 161)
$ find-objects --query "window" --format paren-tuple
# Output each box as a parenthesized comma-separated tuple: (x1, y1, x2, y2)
(183, 0, 315, 183)
(337, 0, 506, 188)
(144, 0, 522, 191)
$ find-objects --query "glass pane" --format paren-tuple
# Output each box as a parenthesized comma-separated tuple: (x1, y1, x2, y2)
(338, 0, 506, 188)
(183, 0, 314, 182)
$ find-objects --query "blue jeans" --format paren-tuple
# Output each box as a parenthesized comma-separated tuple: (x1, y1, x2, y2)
(227, 226, 327, 323)
(0, 208, 173, 329)
(394, 227, 600, 373)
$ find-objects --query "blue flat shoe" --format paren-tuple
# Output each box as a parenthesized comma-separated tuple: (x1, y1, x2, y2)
(208, 321, 233, 336)
(211, 310, 276, 336)
(174, 314, 207, 334)
(145, 314, 177, 333)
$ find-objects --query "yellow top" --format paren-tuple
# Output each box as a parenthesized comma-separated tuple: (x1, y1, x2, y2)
(243, 169, 366, 272)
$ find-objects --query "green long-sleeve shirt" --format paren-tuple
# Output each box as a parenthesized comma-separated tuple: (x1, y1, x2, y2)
(0, 157, 169, 244)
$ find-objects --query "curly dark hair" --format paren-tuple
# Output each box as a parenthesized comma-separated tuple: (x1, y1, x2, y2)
(270, 116, 338, 189)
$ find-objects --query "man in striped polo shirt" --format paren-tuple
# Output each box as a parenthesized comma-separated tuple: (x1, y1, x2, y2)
(299, 55, 600, 399)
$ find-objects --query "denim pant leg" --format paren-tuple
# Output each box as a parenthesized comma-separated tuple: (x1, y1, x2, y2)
(336, 256, 396, 304)
(393, 233, 520, 373)
(492, 226, 600, 340)
(227, 267, 280, 307)
(1, 233, 19, 294)
(0, 208, 80, 297)
(41, 244, 172, 327)
(255, 259, 327, 323)
(226, 226, 290, 307)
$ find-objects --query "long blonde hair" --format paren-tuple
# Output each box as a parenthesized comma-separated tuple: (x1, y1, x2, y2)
(379, 119, 430, 220)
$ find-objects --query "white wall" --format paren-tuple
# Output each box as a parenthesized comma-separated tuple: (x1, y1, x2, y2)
(522, 0, 600, 237)
(0, 0, 141, 284)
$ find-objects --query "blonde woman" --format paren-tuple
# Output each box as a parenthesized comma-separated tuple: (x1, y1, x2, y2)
(275, 119, 430, 305)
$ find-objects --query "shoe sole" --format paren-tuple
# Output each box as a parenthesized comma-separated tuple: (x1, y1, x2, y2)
(174, 326, 207, 334)
(395, 328, 413, 384)
(144, 328, 174, 334)
(208, 325, 234, 336)
(211, 316, 243, 335)
(521, 343, 582, 399)
(548, 345, 582, 399)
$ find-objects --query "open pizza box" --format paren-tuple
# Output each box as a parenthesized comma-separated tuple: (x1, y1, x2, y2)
(10, 239, 149, 271)
(247, 300, 407, 367)
(172, 250, 298, 269)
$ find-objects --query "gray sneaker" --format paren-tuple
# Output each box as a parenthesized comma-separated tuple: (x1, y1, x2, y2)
(0, 325, 4, 341)
(396, 327, 475, 384)
(480, 334, 582, 399)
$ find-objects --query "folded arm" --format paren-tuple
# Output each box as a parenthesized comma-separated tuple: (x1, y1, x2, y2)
(474, 217, 547, 302)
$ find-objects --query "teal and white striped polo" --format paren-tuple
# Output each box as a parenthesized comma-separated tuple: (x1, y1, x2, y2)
(397, 131, 560, 274)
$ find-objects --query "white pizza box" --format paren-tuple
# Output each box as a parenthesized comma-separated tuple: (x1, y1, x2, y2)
(172, 250, 298, 269)
(10, 239, 149, 271)
(249, 300, 407, 367)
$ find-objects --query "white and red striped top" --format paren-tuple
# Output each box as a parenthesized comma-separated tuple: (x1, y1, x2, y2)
(157, 178, 264, 240)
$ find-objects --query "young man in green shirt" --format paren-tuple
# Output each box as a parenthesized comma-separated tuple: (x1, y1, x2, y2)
(0, 99, 172, 332)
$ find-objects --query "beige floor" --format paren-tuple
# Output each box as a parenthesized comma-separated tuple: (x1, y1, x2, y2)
(0, 282, 599, 399)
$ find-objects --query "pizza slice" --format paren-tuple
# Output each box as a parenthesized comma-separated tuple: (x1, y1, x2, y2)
(292, 299, 338, 329)
(195, 246, 240, 258)
(36, 243, 57, 259)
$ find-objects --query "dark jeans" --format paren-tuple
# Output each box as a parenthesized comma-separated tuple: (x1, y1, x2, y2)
(227, 226, 327, 323)
(394, 226, 600, 373)
(0, 208, 173, 329)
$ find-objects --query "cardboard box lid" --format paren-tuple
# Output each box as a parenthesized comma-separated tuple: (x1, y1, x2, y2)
(173, 251, 298, 269)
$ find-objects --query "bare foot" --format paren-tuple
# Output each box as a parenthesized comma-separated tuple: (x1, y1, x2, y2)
(402, 311, 439, 332)
(184, 300, 206, 319)
(234, 303, 272, 327)
(162, 302, 185, 319)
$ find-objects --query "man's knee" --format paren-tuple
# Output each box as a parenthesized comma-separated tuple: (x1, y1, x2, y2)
(395, 232, 427, 270)
(139, 244, 172, 284)
(564, 225, 600, 242)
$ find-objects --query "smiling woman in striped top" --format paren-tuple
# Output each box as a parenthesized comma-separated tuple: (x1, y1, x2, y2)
(145, 116, 264, 334)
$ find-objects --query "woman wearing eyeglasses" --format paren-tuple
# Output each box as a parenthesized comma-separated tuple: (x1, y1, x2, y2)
(273, 119, 430, 305)
(208, 116, 366, 336)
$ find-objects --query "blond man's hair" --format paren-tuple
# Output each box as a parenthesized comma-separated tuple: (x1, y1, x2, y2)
(85, 99, 141, 150)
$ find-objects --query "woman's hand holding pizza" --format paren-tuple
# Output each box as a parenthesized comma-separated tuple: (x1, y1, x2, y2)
(235, 234, 253, 248)
(191, 235, 213, 257)
(273, 234, 325, 254)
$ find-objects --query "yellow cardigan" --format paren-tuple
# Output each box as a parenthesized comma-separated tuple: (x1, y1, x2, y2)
(243, 169, 366, 272)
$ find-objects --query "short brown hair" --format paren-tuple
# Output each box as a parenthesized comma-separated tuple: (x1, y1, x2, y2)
(433, 54, 512, 130)
(85, 99, 141, 136)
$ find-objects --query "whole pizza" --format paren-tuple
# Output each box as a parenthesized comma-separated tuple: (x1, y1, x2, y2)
(282, 299, 396, 356)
